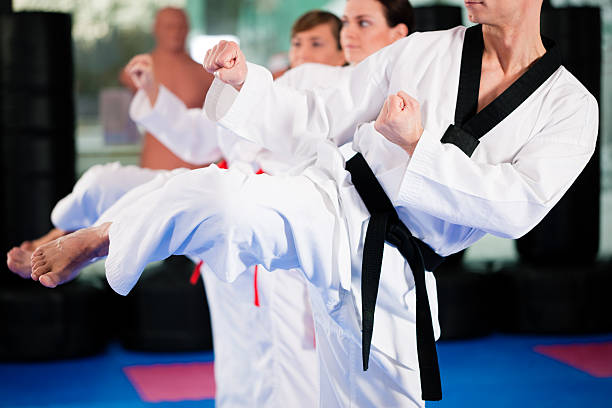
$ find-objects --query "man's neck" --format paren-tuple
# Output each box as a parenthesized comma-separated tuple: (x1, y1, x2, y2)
(482, 16, 546, 76)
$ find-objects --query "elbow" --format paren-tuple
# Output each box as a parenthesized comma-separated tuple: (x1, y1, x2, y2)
(489, 205, 550, 240)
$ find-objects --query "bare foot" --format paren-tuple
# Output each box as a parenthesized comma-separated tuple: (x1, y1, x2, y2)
(20, 228, 68, 252)
(6, 247, 34, 278)
(31, 223, 111, 288)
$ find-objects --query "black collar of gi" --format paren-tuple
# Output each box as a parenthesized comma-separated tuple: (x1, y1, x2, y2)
(443, 24, 562, 156)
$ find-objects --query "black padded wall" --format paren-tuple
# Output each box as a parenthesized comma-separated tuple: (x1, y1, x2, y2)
(413, 5, 462, 33)
(0, 12, 76, 257)
(0, 0, 11, 14)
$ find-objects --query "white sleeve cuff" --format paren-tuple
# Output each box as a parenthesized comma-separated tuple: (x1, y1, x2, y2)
(204, 62, 273, 140)
(398, 126, 443, 206)
(129, 88, 154, 122)
(130, 85, 183, 126)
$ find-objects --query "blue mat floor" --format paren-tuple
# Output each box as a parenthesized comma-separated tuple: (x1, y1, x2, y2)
(0, 333, 610, 407)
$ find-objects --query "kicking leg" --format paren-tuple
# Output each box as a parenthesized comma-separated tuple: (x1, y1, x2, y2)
(7, 165, 178, 278)
(100, 166, 346, 296)
(28, 166, 347, 295)
(13, 165, 188, 281)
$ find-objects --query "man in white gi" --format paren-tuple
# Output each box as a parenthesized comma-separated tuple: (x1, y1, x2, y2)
(29, 0, 598, 406)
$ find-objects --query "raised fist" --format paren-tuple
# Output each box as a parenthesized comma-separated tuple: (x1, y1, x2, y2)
(125, 54, 157, 94)
(203, 41, 247, 90)
(374, 91, 423, 155)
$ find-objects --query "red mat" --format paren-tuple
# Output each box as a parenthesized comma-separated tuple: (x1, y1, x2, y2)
(534, 342, 612, 378)
(123, 362, 215, 402)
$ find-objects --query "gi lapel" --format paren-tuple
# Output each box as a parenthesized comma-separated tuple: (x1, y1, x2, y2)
(442, 24, 562, 156)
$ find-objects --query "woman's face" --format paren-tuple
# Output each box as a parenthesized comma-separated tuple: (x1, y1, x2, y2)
(340, 0, 406, 64)
(289, 23, 346, 68)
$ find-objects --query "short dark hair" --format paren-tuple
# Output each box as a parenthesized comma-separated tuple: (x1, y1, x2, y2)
(376, 0, 415, 35)
(291, 10, 343, 50)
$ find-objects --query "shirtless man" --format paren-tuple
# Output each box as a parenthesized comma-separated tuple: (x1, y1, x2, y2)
(119, 6, 214, 170)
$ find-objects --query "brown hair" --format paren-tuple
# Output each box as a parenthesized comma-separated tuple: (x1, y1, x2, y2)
(291, 10, 343, 50)
(376, 0, 415, 35)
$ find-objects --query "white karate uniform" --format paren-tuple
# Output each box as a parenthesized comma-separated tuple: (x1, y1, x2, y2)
(80, 66, 346, 407)
(101, 26, 598, 407)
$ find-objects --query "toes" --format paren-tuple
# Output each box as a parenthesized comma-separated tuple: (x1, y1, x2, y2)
(6, 257, 24, 276)
(31, 262, 50, 281)
(31, 256, 47, 268)
(9, 247, 28, 261)
(7, 247, 32, 278)
(39, 274, 58, 288)
(40, 271, 75, 288)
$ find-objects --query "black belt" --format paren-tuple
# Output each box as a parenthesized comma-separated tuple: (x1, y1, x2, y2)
(345, 153, 445, 401)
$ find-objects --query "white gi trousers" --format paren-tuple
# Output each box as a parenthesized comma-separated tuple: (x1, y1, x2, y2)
(102, 160, 437, 407)
(50, 162, 319, 407)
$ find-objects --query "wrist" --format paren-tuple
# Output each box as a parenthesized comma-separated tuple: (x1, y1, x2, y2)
(403, 141, 417, 156)
(403, 126, 423, 156)
(232, 65, 248, 92)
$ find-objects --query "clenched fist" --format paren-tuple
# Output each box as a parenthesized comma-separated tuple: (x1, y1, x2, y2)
(374, 91, 423, 155)
(203, 41, 247, 90)
(125, 54, 159, 103)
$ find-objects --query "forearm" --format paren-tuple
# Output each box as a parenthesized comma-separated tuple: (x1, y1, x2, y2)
(398, 123, 596, 239)
(205, 53, 392, 157)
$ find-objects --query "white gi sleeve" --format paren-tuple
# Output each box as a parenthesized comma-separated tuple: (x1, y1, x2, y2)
(204, 36, 414, 158)
(130, 85, 222, 165)
(398, 89, 599, 239)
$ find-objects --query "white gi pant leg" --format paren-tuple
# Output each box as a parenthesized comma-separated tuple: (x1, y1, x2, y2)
(102, 165, 427, 407)
(201, 268, 274, 407)
(203, 267, 319, 408)
(310, 287, 425, 408)
(264, 268, 319, 407)
(102, 165, 341, 292)
(51, 162, 176, 231)
(97, 165, 319, 407)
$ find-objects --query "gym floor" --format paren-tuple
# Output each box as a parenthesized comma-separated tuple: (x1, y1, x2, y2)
(0, 333, 610, 407)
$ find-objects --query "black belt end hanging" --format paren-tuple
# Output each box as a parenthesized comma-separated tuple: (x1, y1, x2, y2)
(346, 153, 444, 402)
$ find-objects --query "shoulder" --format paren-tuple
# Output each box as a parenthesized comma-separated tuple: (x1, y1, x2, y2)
(535, 66, 598, 147)
(359, 25, 466, 73)
(543, 66, 598, 121)
(395, 25, 466, 57)
(551, 66, 597, 106)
